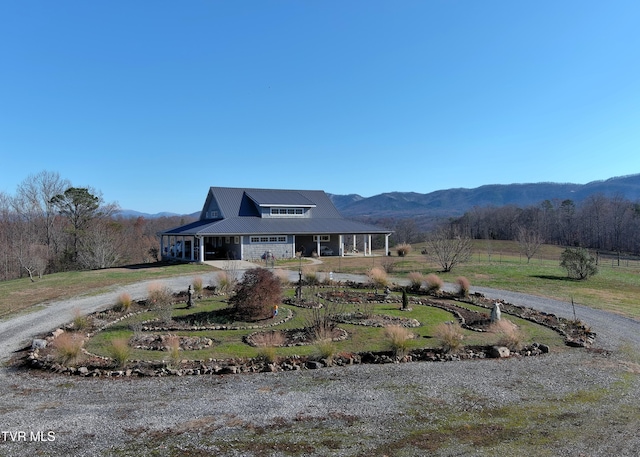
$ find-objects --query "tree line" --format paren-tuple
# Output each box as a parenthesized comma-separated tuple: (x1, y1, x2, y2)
(386, 193, 640, 260)
(0, 171, 194, 282)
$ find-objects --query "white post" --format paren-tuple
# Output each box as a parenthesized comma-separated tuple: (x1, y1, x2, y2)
(339, 234, 344, 256)
(368, 234, 372, 256)
(385, 234, 389, 257)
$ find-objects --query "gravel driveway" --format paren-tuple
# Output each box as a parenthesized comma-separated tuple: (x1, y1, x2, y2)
(0, 269, 638, 456)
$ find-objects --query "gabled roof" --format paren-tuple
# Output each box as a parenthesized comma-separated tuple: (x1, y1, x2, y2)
(164, 186, 391, 236)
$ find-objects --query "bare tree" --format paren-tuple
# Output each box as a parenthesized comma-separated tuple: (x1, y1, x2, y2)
(15, 171, 71, 266)
(516, 226, 543, 263)
(423, 227, 472, 272)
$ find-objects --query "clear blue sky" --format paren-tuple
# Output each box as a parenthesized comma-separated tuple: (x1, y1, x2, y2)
(2, 1, 639, 214)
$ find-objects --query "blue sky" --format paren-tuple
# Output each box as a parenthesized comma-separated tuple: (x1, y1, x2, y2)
(2, 1, 639, 214)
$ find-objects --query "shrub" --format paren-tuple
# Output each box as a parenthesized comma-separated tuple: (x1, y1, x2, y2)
(380, 258, 396, 274)
(109, 338, 131, 368)
(216, 271, 235, 295)
(148, 283, 174, 324)
(273, 268, 291, 286)
(424, 274, 443, 294)
(396, 243, 412, 257)
(53, 332, 84, 365)
(229, 268, 283, 321)
(192, 277, 203, 295)
(456, 276, 470, 298)
(367, 267, 388, 288)
(385, 325, 412, 357)
(407, 271, 424, 291)
(71, 308, 91, 333)
(490, 319, 525, 351)
(256, 346, 277, 364)
(315, 339, 337, 363)
(164, 335, 181, 367)
(303, 268, 319, 286)
(114, 292, 132, 313)
(252, 330, 286, 348)
(434, 322, 464, 353)
(560, 247, 598, 280)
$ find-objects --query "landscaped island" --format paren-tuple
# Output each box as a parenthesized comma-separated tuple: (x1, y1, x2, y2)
(22, 268, 595, 378)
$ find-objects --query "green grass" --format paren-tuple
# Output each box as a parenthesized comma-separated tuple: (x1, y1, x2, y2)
(82, 291, 566, 363)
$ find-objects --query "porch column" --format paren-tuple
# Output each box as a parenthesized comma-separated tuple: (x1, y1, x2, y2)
(339, 234, 344, 257)
(352, 235, 356, 253)
(316, 237, 321, 256)
(198, 236, 204, 263)
(385, 234, 389, 257)
(368, 234, 372, 256)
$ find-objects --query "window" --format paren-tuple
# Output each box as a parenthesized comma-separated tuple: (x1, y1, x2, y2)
(270, 207, 305, 217)
(313, 235, 330, 242)
(250, 235, 288, 243)
(234, 236, 240, 244)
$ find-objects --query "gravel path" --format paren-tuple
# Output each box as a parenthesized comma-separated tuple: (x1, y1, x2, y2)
(0, 269, 639, 456)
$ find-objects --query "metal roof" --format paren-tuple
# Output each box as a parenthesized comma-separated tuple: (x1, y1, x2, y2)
(163, 186, 392, 236)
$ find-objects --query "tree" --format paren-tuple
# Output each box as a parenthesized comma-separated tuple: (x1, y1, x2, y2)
(424, 227, 472, 272)
(560, 247, 598, 280)
(229, 268, 282, 321)
(50, 187, 118, 267)
(516, 226, 543, 263)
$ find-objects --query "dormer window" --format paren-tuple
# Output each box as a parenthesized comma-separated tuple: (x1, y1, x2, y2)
(270, 207, 304, 217)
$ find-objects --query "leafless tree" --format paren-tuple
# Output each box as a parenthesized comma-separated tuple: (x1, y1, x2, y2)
(516, 226, 543, 263)
(423, 227, 472, 272)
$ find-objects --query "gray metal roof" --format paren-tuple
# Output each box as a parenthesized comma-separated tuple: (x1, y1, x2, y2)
(164, 187, 392, 236)
(163, 217, 391, 236)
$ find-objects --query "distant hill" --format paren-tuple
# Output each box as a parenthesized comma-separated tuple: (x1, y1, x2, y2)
(329, 173, 640, 228)
(116, 209, 199, 219)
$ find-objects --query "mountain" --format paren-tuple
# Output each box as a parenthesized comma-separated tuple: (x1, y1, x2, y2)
(116, 209, 197, 219)
(330, 174, 640, 225)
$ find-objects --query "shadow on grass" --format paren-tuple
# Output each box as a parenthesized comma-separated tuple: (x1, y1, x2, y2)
(173, 308, 237, 326)
(532, 275, 575, 282)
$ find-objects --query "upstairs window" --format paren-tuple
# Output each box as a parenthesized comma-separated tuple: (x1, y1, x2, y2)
(270, 207, 304, 217)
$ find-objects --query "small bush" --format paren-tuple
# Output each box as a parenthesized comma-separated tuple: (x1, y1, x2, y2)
(256, 346, 278, 364)
(385, 325, 412, 357)
(273, 268, 291, 286)
(367, 267, 388, 288)
(490, 319, 525, 351)
(424, 274, 443, 294)
(109, 338, 131, 368)
(114, 292, 132, 313)
(380, 258, 396, 274)
(192, 277, 204, 295)
(560, 247, 598, 280)
(303, 268, 319, 286)
(315, 339, 336, 363)
(216, 271, 235, 295)
(396, 243, 412, 257)
(407, 272, 424, 291)
(252, 330, 286, 348)
(53, 332, 84, 365)
(456, 276, 470, 298)
(72, 308, 91, 333)
(434, 322, 464, 353)
(148, 283, 174, 324)
(164, 335, 181, 367)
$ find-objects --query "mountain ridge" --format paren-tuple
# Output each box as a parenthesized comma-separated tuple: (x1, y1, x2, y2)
(117, 174, 640, 222)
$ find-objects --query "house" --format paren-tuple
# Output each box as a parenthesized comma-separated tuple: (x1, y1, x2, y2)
(160, 187, 393, 262)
